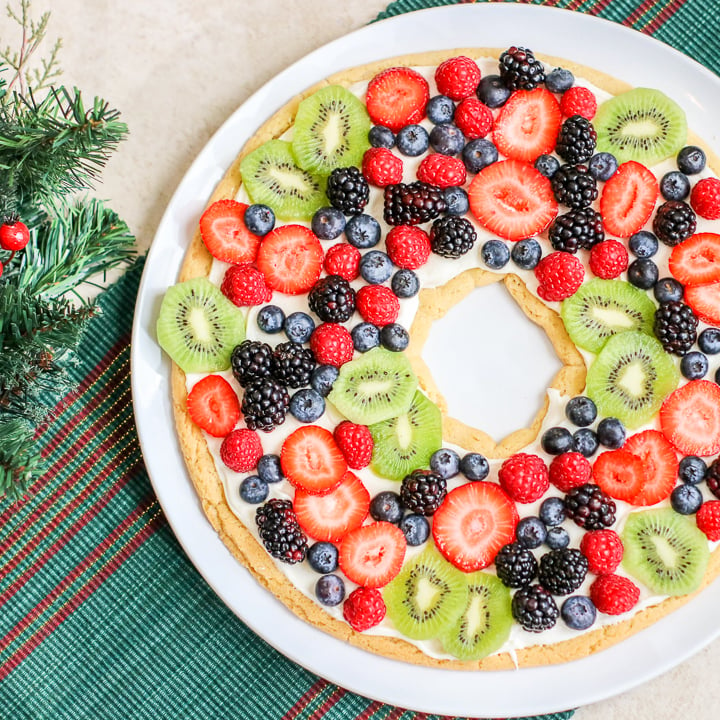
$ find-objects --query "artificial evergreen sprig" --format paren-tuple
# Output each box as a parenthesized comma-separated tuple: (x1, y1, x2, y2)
(0, 417, 43, 501)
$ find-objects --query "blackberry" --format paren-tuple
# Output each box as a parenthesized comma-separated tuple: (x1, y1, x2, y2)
(326, 166, 369, 215)
(653, 301, 698, 356)
(538, 548, 588, 596)
(550, 164, 598, 209)
(548, 207, 604, 253)
(255, 498, 307, 564)
(271, 341, 317, 388)
(307, 275, 356, 323)
(498, 46, 545, 91)
(495, 542, 538, 588)
(511, 584, 559, 632)
(705, 459, 720, 499)
(555, 115, 597, 164)
(564, 483, 616, 530)
(430, 216, 477, 258)
(241, 377, 290, 432)
(231, 340, 273, 387)
(399, 469, 447, 516)
(384, 182, 447, 226)
(653, 201, 697, 246)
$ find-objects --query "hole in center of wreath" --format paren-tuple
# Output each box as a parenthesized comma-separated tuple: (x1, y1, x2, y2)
(423, 281, 562, 443)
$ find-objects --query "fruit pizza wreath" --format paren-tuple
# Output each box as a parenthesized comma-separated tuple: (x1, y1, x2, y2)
(155, 46, 720, 669)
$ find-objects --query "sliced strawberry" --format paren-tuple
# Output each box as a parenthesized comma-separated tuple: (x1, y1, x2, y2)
(660, 380, 720, 456)
(685, 281, 720, 325)
(468, 159, 558, 241)
(493, 88, 562, 163)
(432, 482, 518, 572)
(199, 199, 262, 265)
(186, 375, 240, 437)
(365, 67, 430, 133)
(623, 429, 678, 506)
(600, 161, 658, 238)
(338, 521, 406, 588)
(256, 225, 323, 295)
(280, 425, 347, 494)
(669, 233, 720, 286)
(294, 471, 370, 542)
(592, 449, 646, 502)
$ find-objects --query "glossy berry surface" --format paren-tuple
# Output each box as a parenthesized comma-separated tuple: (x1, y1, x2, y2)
(670, 484, 703, 514)
(310, 364, 339, 397)
(369, 491, 404, 524)
(678, 455, 707, 484)
(515, 516, 547, 549)
(544, 67, 574, 93)
(430, 447, 461, 479)
(541, 427, 574, 455)
(561, 596, 597, 630)
(0, 220, 29, 251)
(284, 312, 315, 344)
(369, 125, 395, 149)
(244, 203, 275, 236)
(462, 138, 498, 173)
(442, 186, 470, 215)
(257, 454, 284, 484)
(351, 322, 381, 353)
(476, 74, 511, 108)
(597, 417, 626, 449)
(654, 277, 684, 304)
(588, 152, 617, 181)
(426, 95, 455, 124)
(289, 388, 325, 423)
(698, 328, 720, 354)
(315, 574, 345, 606)
(380, 323, 409, 352)
(345, 213, 381, 248)
(396, 124, 430, 156)
(677, 145, 706, 174)
(546, 526, 570, 549)
(573, 428, 599, 457)
(391, 269, 420, 298)
(311, 206, 346, 240)
(481, 239, 510, 269)
(680, 351, 708, 380)
(627, 258, 659, 289)
(460, 452, 489, 481)
(534, 154, 560, 178)
(257, 305, 285, 334)
(660, 171, 690, 201)
(359, 250, 393, 284)
(565, 396, 597, 427)
(400, 513, 430, 546)
(307, 541, 339, 573)
(429, 123, 465, 156)
(239, 475, 269, 504)
(539, 497, 566, 527)
(628, 230, 659, 258)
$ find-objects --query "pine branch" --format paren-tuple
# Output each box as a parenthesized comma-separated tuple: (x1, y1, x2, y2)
(0, 417, 44, 501)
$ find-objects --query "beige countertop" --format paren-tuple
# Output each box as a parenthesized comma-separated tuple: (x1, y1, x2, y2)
(3, 1, 719, 718)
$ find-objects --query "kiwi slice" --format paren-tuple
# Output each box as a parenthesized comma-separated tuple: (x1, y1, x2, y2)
(594, 88, 687, 166)
(383, 546, 467, 641)
(622, 508, 709, 596)
(561, 279, 656, 353)
(327, 348, 417, 425)
(586, 331, 679, 429)
(239, 139, 326, 221)
(292, 85, 371, 175)
(369, 390, 442, 482)
(156, 277, 245, 373)
(440, 572, 513, 661)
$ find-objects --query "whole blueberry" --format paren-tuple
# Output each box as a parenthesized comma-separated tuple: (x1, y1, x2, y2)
(391, 269, 420, 298)
(443, 186, 470, 216)
(627, 258, 659, 290)
(539, 497, 567, 527)
(360, 250, 393, 284)
(679, 455, 707, 484)
(545, 67, 575, 93)
(396, 124, 430, 156)
(511, 238, 542, 270)
(289, 388, 325, 423)
(573, 428, 599, 457)
(430, 448, 461, 479)
(244, 204, 275, 236)
(380, 323, 410, 352)
(699, 328, 720, 355)
(597, 417, 626, 449)
(310, 364, 339, 397)
(400, 513, 430, 546)
(462, 138, 498, 173)
(546, 526, 570, 549)
(482, 239, 510, 269)
(351, 322, 381, 353)
(541, 427, 575, 455)
(565, 396, 597, 427)
(257, 454, 284, 484)
(345, 213, 381, 248)
(654, 277, 684, 303)
(588, 152, 618, 182)
(284, 311, 315, 344)
(660, 171, 691, 201)
(561, 596, 597, 630)
(239, 475, 269, 504)
(535, 154, 560, 178)
(671, 484, 703, 515)
(315, 574, 346, 606)
(516, 517, 547, 549)
(257, 304, 285, 334)
(426, 94, 456, 124)
(476, 74, 511, 108)
(369, 125, 395, 149)
(628, 231, 659, 258)
(430, 123, 465, 156)
(369, 491, 404, 524)
(307, 541, 339, 573)
(680, 351, 709, 380)
(677, 145, 706, 175)
(311, 206, 346, 240)
(460, 452, 489, 481)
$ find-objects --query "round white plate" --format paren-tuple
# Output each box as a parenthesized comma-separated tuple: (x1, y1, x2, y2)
(131, 4, 720, 717)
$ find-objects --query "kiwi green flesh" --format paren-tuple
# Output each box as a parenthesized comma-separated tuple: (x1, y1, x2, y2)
(292, 85, 371, 176)
(586, 330, 679, 429)
(561, 279, 656, 354)
(156, 277, 245, 373)
(622, 509, 709, 596)
(239, 139, 326, 221)
(369, 390, 442, 482)
(383, 547, 468, 641)
(594, 88, 687, 166)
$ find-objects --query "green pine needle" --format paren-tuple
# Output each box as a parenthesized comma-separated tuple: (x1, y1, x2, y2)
(0, 417, 44, 501)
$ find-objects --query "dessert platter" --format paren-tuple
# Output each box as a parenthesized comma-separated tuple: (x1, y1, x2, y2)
(131, 3, 720, 716)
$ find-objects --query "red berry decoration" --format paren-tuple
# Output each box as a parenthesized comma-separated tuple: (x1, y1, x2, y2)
(220, 263, 273, 306)
(416, 154, 466, 188)
(498, 453, 549, 503)
(589, 239, 628, 279)
(334, 421, 374, 469)
(534, 251, 585, 302)
(590, 573, 640, 615)
(324, 243, 360, 281)
(310, 323, 355, 367)
(385, 225, 431, 270)
(362, 147, 403, 187)
(343, 587, 387, 631)
(580, 529, 624, 574)
(0, 219, 30, 251)
(356, 285, 400, 327)
(548, 452, 592, 493)
(365, 67, 430, 132)
(220, 428, 263, 472)
(435, 55, 481, 100)
(690, 177, 720, 219)
(559, 87, 597, 119)
(186, 375, 240, 437)
(697, 500, 720, 541)
(454, 97, 493, 140)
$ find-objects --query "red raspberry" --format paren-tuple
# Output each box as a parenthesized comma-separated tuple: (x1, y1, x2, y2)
(342, 587, 386, 631)
(220, 263, 272, 306)
(220, 428, 263, 472)
(690, 177, 720, 220)
(435, 55, 481, 100)
(697, 500, 720, 540)
(589, 239, 629, 279)
(385, 225, 431, 270)
(362, 147, 403, 187)
(310, 323, 354, 367)
(356, 285, 400, 327)
(324, 243, 360, 281)
(580, 529, 624, 574)
(334, 420, 374, 469)
(590, 573, 640, 615)
(549, 452, 592, 492)
(535, 251, 584, 302)
(559, 86, 597, 120)
(498, 453, 549, 503)
(416, 154, 467, 188)
(454, 97, 493, 140)
(0, 219, 30, 251)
